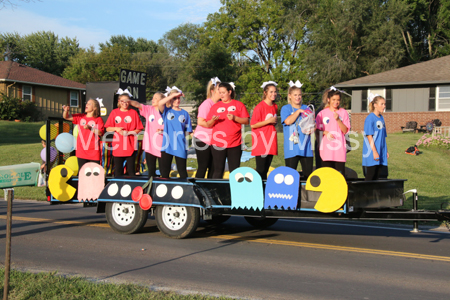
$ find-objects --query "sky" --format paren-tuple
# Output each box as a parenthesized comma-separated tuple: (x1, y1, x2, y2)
(0, 0, 222, 50)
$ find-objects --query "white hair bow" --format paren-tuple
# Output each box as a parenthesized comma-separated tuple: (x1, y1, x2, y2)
(116, 88, 132, 97)
(261, 81, 278, 89)
(95, 97, 104, 107)
(229, 82, 236, 90)
(164, 86, 182, 97)
(368, 93, 380, 103)
(211, 77, 221, 86)
(288, 80, 303, 88)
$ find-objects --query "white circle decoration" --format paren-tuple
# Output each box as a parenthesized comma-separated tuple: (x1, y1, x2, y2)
(120, 184, 132, 197)
(156, 184, 168, 198)
(108, 183, 119, 196)
(171, 186, 184, 200)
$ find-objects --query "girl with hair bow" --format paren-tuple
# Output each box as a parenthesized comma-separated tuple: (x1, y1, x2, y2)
(119, 92, 166, 178)
(281, 80, 314, 179)
(192, 77, 221, 178)
(158, 88, 193, 179)
(206, 82, 249, 178)
(250, 81, 279, 180)
(105, 90, 143, 177)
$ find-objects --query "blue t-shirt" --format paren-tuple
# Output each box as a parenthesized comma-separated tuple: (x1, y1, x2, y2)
(161, 107, 193, 159)
(362, 113, 387, 166)
(281, 104, 313, 159)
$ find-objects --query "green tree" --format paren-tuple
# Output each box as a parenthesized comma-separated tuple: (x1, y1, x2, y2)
(1, 31, 79, 76)
(401, 0, 450, 62)
(305, 0, 410, 91)
(204, 0, 311, 108)
(99, 35, 159, 54)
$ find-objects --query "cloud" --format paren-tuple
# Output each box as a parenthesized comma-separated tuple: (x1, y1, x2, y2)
(0, 9, 110, 50)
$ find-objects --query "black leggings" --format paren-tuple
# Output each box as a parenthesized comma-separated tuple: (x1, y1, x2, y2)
(193, 137, 214, 179)
(160, 151, 187, 179)
(322, 161, 345, 176)
(113, 153, 136, 177)
(255, 155, 273, 180)
(145, 152, 162, 178)
(285, 156, 314, 179)
(77, 158, 100, 171)
(364, 165, 383, 181)
(211, 145, 242, 179)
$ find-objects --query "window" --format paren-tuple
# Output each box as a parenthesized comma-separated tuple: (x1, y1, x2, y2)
(437, 86, 450, 111)
(429, 87, 436, 111)
(22, 85, 32, 101)
(361, 90, 367, 112)
(385, 89, 392, 111)
(70, 91, 79, 107)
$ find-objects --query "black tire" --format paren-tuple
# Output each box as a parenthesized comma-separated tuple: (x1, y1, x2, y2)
(205, 215, 231, 225)
(155, 205, 200, 239)
(244, 216, 278, 228)
(105, 202, 148, 234)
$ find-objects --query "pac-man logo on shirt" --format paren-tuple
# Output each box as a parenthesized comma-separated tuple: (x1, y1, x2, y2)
(305, 167, 348, 213)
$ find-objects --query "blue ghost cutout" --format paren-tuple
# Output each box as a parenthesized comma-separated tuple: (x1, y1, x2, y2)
(229, 167, 264, 210)
(264, 166, 300, 210)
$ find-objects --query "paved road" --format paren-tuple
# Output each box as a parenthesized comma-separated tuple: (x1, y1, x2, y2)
(1, 200, 450, 300)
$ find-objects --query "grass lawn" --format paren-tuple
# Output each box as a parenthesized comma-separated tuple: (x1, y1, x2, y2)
(0, 268, 230, 300)
(1, 121, 450, 210)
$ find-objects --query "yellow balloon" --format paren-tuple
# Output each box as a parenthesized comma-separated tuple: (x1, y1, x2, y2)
(73, 125, 79, 138)
(48, 165, 76, 202)
(305, 167, 348, 213)
(39, 124, 58, 140)
(65, 156, 79, 176)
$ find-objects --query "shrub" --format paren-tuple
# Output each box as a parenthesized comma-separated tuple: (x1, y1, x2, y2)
(416, 133, 450, 150)
(0, 93, 42, 121)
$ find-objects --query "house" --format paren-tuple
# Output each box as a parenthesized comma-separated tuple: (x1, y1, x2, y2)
(335, 55, 450, 133)
(0, 61, 86, 119)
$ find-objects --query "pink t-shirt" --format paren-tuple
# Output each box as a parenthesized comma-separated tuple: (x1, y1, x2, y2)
(139, 104, 164, 157)
(193, 98, 214, 145)
(315, 107, 350, 162)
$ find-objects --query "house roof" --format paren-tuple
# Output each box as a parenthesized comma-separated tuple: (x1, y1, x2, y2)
(0, 61, 85, 90)
(335, 55, 450, 88)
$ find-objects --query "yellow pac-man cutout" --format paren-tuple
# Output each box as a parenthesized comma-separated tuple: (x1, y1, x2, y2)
(306, 167, 348, 213)
(48, 165, 76, 202)
(65, 156, 79, 176)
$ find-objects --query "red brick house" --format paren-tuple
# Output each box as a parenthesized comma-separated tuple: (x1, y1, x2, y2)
(335, 55, 450, 133)
(0, 61, 86, 118)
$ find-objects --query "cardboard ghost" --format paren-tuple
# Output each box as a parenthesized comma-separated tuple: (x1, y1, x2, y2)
(77, 162, 105, 202)
(264, 166, 300, 210)
(229, 167, 264, 210)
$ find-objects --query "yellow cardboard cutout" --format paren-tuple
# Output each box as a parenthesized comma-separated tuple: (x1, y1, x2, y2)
(48, 165, 76, 202)
(65, 156, 79, 176)
(306, 167, 348, 213)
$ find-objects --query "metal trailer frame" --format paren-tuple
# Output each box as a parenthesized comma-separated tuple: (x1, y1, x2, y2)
(45, 117, 450, 238)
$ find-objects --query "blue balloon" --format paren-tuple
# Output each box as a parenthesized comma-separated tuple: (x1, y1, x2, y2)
(55, 133, 75, 153)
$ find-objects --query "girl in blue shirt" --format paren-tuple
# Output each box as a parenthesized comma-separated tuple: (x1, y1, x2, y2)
(280, 82, 314, 179)
(158, 88, 193, 179)
(362, 95, 389, 180)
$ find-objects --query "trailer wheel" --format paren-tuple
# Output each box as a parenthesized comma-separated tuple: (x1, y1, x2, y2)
(244, 216, 278, 228)
(156, 205, 199, 239)
(206, 215, 231, 225)
(105, 202, 148, 234)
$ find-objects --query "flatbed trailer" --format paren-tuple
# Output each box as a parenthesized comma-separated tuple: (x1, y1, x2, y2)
(48, 175, 450, 238)
(44, 117, 450, 238)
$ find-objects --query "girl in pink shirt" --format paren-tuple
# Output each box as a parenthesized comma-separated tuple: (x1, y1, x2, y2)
(121, 93, 165, 178)
(193, 78, 221, 178)
(315, 88, 350, 175)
